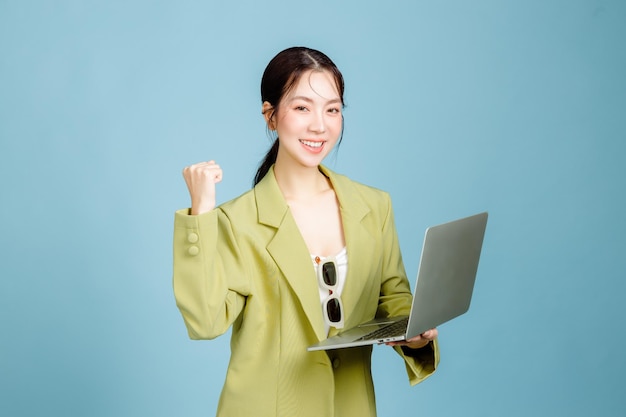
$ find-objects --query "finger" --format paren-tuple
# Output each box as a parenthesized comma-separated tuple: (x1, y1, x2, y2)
(213, 169, 223, 183)
(201, 165, 223, 182)
(185, 160, 219, 170)
(413, 331, 433, 341)
(405, 335, 423, 343)
(185, 163, 222, 178)
(421, 328, 438, 340)
(387, 335, 420, 346)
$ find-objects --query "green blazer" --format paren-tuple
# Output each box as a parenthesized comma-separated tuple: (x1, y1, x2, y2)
(173, 166, 439, 417)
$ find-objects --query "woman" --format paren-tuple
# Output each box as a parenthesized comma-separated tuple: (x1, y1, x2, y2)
(173, 46, 439, 417)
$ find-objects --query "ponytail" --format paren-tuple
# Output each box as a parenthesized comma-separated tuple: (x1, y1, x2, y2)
(253, 139, 279, 186)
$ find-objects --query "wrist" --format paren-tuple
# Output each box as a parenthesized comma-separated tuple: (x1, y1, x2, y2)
(190, 199, 215, 215)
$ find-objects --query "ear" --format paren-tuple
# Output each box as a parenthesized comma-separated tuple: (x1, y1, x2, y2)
(262, 101, 275, 130)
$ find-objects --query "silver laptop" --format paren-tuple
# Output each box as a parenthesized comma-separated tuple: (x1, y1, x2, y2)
(307, 211, 488, 351)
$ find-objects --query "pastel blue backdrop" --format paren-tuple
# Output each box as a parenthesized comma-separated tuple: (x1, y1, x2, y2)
(1, 1, 624, 416)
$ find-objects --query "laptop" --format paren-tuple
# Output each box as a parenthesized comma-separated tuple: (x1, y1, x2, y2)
(307, 211, 488, 351)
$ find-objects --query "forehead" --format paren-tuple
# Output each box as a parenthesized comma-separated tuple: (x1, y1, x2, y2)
(286, 69, 341, 101)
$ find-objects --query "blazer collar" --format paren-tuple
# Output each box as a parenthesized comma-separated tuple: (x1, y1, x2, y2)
(254, 165, 377, 341)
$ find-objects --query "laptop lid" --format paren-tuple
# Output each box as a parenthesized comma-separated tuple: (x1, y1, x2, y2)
(405, 211, 488, 338)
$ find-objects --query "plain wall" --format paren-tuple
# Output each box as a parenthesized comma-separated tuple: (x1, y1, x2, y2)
(1, 1, 625, 416)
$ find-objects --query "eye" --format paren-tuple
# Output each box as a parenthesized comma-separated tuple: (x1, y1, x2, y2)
(327, 107, 341, 114)
(295, 105, 309, 112)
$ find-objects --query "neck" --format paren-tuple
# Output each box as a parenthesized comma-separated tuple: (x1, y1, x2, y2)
(273, 161, 330, 200)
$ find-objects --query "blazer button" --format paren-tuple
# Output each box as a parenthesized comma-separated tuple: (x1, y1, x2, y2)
(187, 233, 199, 243)
(188, 246, 200, 256)
(332, 358, 341, 369)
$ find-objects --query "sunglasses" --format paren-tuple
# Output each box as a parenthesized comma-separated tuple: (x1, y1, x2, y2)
(317, 259, 344, 329)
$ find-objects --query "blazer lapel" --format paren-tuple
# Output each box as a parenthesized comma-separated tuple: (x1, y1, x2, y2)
(255, 166, 380, 342)
(255, 169, 327, 341)
(320, 166, 379, 332)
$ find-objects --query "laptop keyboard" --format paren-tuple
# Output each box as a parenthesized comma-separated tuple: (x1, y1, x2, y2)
(357, 317, 409, 341)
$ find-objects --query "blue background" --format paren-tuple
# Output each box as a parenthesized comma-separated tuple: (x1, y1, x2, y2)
(1, 1, 625, 416)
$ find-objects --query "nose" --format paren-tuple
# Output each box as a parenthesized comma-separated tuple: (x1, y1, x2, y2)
(309, 110, 326, 133)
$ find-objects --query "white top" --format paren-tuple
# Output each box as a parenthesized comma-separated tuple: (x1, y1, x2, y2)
(311, 247, 347, 335)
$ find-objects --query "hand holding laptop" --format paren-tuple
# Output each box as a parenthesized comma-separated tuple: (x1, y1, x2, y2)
(385, 328, 438, 349)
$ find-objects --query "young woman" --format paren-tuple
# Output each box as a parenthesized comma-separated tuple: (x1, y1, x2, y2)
(173, 46, 439, 417)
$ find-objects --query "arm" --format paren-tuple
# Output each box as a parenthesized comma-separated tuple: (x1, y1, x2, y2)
(173, 160, 250, 339)
(173, 208, 250, 340)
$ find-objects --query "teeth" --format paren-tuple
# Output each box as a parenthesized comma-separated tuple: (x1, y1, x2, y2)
(301, 140, 323, 148)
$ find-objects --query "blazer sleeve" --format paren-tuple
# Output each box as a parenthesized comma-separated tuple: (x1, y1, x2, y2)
(375, 194, 440, 386)
(172, 208, 251, 340)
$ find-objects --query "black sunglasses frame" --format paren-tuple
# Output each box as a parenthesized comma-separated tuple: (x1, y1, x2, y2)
(318, 259, 344, 329)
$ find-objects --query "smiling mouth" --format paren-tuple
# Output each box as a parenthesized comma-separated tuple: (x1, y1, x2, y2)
(300, 139, 325, 148)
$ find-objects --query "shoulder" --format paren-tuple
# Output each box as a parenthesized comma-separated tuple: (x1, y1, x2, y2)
(323, 166, 391, 199)
(217, 188, 256, 217)
(322, 166, 393, 215)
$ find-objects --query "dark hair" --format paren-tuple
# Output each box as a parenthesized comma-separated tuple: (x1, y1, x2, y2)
(253, 47, 345, 186)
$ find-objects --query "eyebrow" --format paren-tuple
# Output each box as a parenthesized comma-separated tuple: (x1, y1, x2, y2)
(288, 96, 342, 105)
